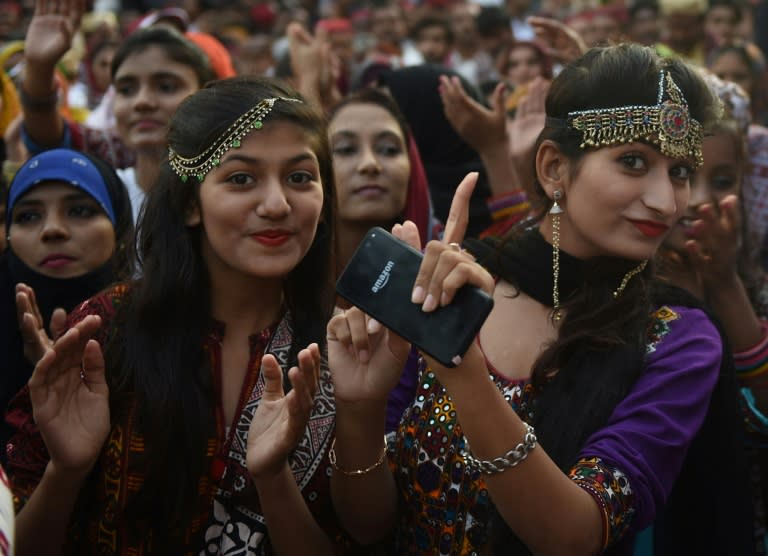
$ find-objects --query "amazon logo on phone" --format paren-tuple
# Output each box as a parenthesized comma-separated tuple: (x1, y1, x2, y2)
(371, 260, 395, 293)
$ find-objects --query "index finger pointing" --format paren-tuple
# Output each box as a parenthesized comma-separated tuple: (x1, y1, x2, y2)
(443, 172, 478, 245)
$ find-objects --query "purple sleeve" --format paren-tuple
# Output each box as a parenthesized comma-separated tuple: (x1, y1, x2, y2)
(577, 305, 722, 532)
(385, 348, 421, 433)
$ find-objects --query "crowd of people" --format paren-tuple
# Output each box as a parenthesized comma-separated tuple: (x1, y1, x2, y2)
(0, 0, 766, 554)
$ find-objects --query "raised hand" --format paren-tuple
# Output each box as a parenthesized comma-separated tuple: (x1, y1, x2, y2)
(25, 0, 85, 67)
(246, 345, 321, 480)
(16, 283, 67, 366)
(439, 74, 507, 154)
(528, 15, 587, 64)
(411, 172, 495, 312)
(507, 77, 549, 195)
(409, 172, 494, 372)
(29, 314, 110, 475)
(286, 22, 340, 110)
(684, 195, 742, 287)
(508, 78, 548, 159)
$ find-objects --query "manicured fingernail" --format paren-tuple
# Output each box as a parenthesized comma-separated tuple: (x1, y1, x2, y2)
(452, 355, 462, 366)
(367, 318, 381, 334)
(412, 286, 425, 303)
(440, 291, 450, 306)
(358, 350, 369, 363)
(422, 294, 437, 312)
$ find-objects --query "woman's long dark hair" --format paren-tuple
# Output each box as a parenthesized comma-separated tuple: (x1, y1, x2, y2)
(529, 43, 720, 398)
(487, 44, 722, 554)
(103, 76, 336, 549)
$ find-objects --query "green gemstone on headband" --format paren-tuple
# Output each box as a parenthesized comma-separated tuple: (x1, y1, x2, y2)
(180, 174, 188, 182)
(168, 98, 303, 182)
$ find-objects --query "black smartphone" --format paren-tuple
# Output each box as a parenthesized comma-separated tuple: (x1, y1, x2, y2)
(335, 227, 494, 367)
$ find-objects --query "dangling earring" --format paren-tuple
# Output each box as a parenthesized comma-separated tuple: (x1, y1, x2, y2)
(550, 190, 563, 321)
(613, 260, 648, 298)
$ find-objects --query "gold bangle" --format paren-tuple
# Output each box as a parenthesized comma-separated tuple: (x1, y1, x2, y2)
(329, 435, 387, 476)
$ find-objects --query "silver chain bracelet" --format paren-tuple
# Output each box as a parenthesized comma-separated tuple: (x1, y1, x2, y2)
(461, 423, 538, 475)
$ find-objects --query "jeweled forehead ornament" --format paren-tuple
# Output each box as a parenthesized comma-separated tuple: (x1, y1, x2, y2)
(168, 96, 302, 183)
(546, 70, 704, 168)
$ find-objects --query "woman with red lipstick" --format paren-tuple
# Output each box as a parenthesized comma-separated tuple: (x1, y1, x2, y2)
(327, 43, 753, 555)
(4, 77, 352, 556)
(0, 147, 134, 464)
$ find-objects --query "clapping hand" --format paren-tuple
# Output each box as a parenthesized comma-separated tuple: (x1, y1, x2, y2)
(684, 195, 741, 287)
(16, 283, 67, 366)
(246, 344, 322, 480)
(528, 15, 587, 64)
(507, 77, 549, 193)
(439, 74, 507, 154)
(29, 314, 109, 476)
(287, 22, 341, 110)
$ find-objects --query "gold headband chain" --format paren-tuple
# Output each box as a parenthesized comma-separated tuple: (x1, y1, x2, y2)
(546, 71, 704, 168)
(168, 96, 302, 182)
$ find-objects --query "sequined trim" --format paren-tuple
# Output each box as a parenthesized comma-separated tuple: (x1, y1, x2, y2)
(646, 306, 679, 354)
(393, 362, 536, 555)
(568, 457, 635, 549)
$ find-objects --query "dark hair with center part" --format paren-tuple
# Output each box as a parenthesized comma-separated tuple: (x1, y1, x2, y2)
(487, 43, 723, 555)
(328, 87, 411, 148)
(110, 26, 215, 86)
(104, 76, 335, 550)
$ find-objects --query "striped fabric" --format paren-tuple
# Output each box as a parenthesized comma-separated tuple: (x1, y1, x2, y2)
(734, 321, 768, 379)
(479, 188, 531, 239)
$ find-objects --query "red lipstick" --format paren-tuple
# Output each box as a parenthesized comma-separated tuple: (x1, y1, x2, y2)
(251, 230, 292, 247)
(629, 219, 669, 238)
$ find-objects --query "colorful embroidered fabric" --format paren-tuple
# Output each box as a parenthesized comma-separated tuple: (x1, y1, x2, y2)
(569, 457, 634, 549)
(390, 305, 683, 555)
(5, 285, 345, 555)
(646, 306, 679, 354)
(392, 370, 630, 554)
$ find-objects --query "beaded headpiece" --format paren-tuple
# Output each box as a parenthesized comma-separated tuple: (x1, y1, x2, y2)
(168, 96, 302, 182)
(545, 70, 704, 168)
